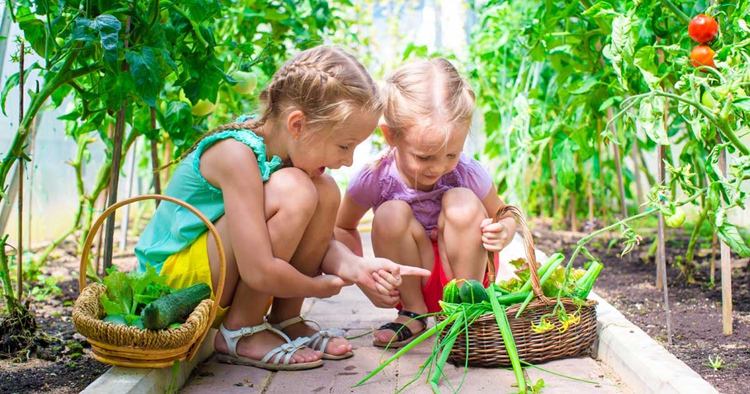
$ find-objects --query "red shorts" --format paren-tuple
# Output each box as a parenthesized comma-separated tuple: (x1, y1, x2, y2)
(399, 239, 496, 314)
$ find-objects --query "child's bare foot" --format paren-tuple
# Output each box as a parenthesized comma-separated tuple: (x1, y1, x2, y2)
(268, 316, 353, 359)
(215, 324, 322, 368)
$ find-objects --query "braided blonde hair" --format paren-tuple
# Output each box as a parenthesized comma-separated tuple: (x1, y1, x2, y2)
(168, 46, 382, 167)
(382, 58, 475, 142)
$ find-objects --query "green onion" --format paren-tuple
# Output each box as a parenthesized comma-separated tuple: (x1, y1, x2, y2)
(495, 291, 532, 305)
(573, 261, 602, 299)
(488, 285, 525, 393)
(354, 313, 459, 388)
(515, 256, 564, 318)
(430, 311, 466, 392)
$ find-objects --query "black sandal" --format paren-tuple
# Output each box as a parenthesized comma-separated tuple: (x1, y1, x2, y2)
(373, 310, 428, 349)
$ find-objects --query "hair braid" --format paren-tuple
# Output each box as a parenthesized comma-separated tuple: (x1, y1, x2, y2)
(160, 46, 381, 172)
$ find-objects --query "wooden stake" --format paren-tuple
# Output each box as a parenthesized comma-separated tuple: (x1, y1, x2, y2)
(587, 172, 594, 227)
(718, 146, 732, 335)
(150, 107, 162, 202)
(119, 138, 139, 251)
(710, 232, 717, 283)
(631, 138, 644, 208)
(16, 40, 24, 301)
(656, 143, 671, 344)
(596, 119, 608, 221)
(611, 139, 628, 219)
(549, 141, 558, 216)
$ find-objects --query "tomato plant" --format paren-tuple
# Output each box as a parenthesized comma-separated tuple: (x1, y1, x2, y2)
(688, 14, 719, 43)
(470, 0, 750, 269)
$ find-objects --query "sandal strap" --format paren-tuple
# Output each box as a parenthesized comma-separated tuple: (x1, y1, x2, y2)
(398, 310, 427, 326)
(308, 328, 345, 353)
(261, 336, 310, 365)
(220, 322, 299, 358)
(272, 315, 323, 331)
(377, 322, 413, 343)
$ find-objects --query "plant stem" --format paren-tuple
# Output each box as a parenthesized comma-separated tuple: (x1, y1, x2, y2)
(658, 0, 690, 25)
(0, 235, 17, 313)
(685, 210, 707, 269)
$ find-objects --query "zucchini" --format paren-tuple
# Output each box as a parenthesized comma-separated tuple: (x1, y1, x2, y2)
(458, 279, 490, 304)
(141, 282, 211, 330)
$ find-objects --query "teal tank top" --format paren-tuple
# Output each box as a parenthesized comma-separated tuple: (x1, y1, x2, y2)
(135, 118, 283, 273)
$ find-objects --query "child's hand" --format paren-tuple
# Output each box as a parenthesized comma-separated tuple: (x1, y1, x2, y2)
(356, 258, 430, 304)
(312, 274, 348, 298)
(357, 283, 400, 308)
(480, 218, 511, 252)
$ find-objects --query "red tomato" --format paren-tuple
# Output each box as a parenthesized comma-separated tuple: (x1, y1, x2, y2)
(688, 14, 719, 43)
(690, 45, 716, 69)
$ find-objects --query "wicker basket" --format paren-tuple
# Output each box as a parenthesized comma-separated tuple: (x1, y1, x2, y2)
(439, 205, 597, 368)
(72, 195, 227, 368)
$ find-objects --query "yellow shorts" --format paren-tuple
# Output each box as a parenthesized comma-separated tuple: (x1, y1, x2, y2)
(160, 232, 229, 328)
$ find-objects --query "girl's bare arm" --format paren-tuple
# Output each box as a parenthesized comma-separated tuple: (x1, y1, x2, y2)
(333, 192, 369, 256)
(482, 183, 517, 249)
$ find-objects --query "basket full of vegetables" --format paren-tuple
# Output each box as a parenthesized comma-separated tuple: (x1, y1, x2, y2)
(437, 205, 599, 368)
(72, 195, 226, 368)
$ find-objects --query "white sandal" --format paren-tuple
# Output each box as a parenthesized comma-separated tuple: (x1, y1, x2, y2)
(216, 322, 323, 371)
(271, 316, 353, 360)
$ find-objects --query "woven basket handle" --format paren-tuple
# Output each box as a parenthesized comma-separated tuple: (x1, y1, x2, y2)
(78, 194, 227, 361)
(486, 205, 544, 299)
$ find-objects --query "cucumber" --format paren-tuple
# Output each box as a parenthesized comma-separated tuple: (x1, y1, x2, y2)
(141, 282, 211, 330)
(442, 279, 461, 304)
(458, 279, 490, 304)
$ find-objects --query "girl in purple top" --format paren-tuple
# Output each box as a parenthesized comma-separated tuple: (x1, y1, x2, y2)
(335, 58, 516, 348)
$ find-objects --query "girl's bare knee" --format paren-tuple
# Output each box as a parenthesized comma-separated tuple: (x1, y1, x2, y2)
(372, 200, 414, 238)
(266, 168, 318, 215)
(312, 173, 341, 216)
(441, 188, 484, 229)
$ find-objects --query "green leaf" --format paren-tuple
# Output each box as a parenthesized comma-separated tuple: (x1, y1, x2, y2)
(582, 2, 617, 19)
(636, 96, 669, 145)
(126, 47, 161, 107)
(164, 100, 195, 148)
(634, 46, 660, 89)
(716, 222, 750, 258)
(732, 98, 750, 114)
(553, 137, 578, 190)
(101, 266, 133, 316)
(75, 15, 122, 72)
(1, 72, 20, 116)
(569, 78, 599, 95)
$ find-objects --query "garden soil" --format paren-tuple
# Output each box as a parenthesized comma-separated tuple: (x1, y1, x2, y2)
(531, 219, 749, 394)
(1, 223, 748, 394)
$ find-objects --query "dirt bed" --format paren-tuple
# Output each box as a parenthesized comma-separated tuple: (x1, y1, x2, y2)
(531, 220, 749, 394)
